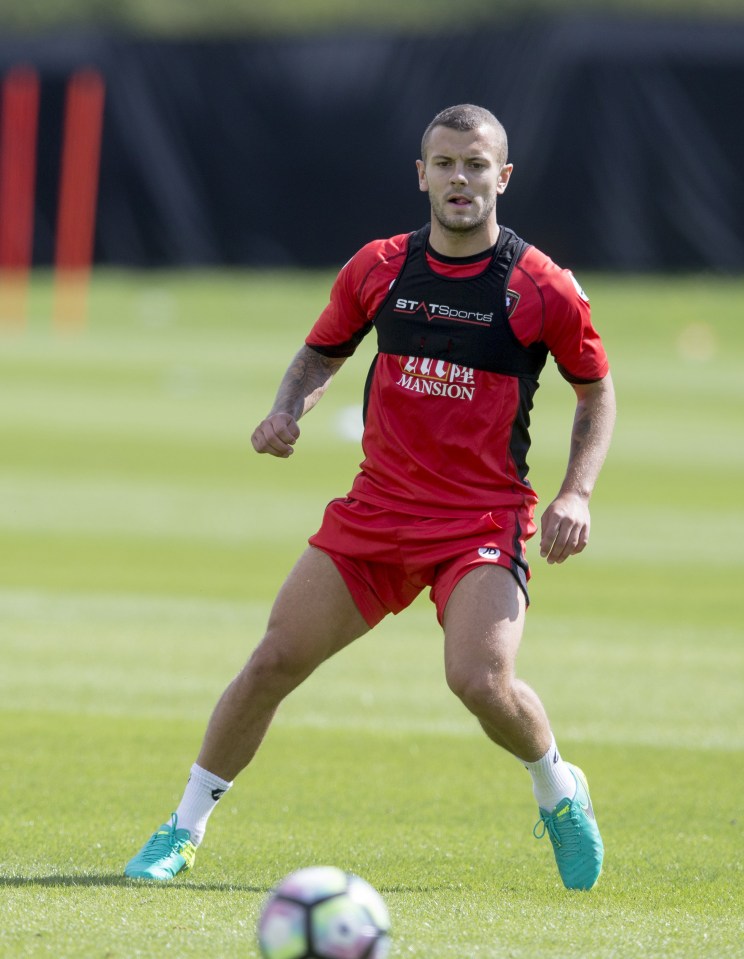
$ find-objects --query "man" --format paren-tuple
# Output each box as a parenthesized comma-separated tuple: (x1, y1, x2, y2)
(125, 104, 616, 891)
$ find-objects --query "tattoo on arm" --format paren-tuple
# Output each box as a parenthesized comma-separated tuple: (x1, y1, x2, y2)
(270, 346, 346, 420)
(569, 403, 593, 462)
(563, 376, 616, 498)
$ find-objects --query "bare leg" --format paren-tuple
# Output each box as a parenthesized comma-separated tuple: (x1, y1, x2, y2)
(442, 564, 551, 763)
(196, 547, 369, 781)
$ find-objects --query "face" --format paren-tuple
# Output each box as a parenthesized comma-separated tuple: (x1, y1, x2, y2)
(416, 124, 513, 241)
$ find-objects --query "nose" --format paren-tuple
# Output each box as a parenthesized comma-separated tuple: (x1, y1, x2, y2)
(450, 163, 467, 184)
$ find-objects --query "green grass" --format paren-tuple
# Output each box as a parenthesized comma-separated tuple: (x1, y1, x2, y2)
(4, 0, 744, 35)
(1, 270, 743, 958)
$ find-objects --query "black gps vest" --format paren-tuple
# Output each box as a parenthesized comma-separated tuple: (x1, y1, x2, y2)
(372, 223, 548, 379)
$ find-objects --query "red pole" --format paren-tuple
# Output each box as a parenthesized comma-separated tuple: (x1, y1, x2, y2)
(0, 66, 40, 329)
(53, 68, 105, 332)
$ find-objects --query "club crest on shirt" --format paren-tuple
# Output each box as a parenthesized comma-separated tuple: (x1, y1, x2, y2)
(397, 356, 476, 400)
(505, 289, 520, 318)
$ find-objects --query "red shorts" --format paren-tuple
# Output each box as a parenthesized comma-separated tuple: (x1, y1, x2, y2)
(308, 497, 534, 628)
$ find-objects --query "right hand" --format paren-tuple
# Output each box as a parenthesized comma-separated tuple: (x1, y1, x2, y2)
(251, 413, 301, 457)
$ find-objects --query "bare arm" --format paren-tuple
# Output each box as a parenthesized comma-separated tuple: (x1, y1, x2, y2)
(251, 345, 347, 458)
(539, 372, 616, 564)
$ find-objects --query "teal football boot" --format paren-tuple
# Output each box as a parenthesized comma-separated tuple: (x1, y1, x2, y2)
(533, 763, 604, 890)
(124, 814, 196, 881)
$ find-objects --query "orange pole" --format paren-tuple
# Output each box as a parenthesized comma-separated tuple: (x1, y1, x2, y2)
(0, 66, 40, 329)
(53, 68, 105, 332)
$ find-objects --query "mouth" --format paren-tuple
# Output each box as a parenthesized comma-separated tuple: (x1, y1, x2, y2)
(447, 194, 472, 206)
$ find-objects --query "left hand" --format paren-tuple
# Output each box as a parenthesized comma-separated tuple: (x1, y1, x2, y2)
(539, 491, 591, 564)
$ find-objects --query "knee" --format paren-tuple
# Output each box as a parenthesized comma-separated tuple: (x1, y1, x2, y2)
(446, 664, 512, 717)
(240, 630, 313, 698)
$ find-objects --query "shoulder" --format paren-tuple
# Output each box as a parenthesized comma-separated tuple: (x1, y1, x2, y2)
(354, 233, 411, 262)
(333, 233, 411, 311)
(341, 233, 410, 287)
(307, 234, 411, 351)
(513, 244, 590, 311)
(511, 243, 608, 381)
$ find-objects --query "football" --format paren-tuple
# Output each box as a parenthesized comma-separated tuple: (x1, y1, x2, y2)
(257, 865, 391, 959)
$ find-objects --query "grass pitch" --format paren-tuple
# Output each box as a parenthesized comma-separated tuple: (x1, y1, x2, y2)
(1, 270, 743, 958)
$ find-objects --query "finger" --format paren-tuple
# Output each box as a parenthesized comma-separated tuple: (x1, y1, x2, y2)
(574, 526, 589, 554)
(540, 522, 561, 560)
(282, 418, 301, 442)
(274, 423, 300, 446)
(551, 523, 589, 564)
(250, 425, 265, 452)
(252, 424, 295, 457)
(544, 525, 565, 563)
(551, 527, 576, 564)
(262, 415, 300, 453)
(273, 419, 301, 455)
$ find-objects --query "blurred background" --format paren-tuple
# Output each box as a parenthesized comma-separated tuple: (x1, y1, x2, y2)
(1, 0, 743, 274)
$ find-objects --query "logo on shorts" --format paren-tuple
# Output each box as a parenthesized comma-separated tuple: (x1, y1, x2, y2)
(478, 546, 501, 559)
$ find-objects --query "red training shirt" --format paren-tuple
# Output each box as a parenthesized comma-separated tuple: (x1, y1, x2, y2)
(306, 231, 609, 519)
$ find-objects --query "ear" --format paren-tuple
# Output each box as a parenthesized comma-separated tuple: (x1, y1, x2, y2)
(496, 163, 514, 195)
(416, 159, 428, 193)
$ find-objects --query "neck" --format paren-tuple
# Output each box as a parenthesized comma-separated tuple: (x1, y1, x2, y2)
(427, 219, 501, 259)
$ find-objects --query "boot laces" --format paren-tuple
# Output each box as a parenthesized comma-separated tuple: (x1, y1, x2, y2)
(139, 814, 183, 864)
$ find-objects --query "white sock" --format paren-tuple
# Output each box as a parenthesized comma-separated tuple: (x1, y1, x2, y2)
(521, 735, 576, 812)
(174, 763, 233, 846)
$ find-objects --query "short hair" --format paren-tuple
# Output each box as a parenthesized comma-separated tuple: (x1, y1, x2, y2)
(420, 104, 508, 166)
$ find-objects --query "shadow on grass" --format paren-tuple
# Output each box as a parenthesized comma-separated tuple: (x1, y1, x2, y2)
(0, 874, 446, 894)
(0, 873, 265, 892)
